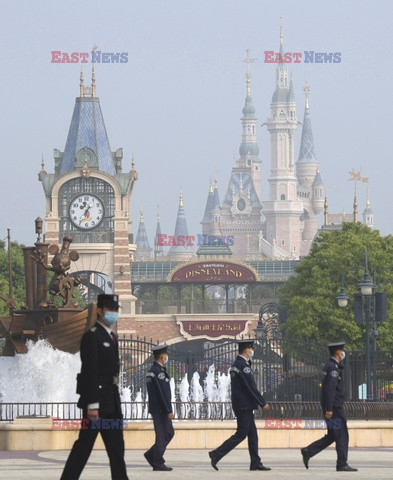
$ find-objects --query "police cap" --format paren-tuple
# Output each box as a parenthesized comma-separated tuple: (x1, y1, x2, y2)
(237, 339, 255, 351)
(327, 341, 346, 354)
(97, 294, 120, 310)
(152, 344, 168, 356)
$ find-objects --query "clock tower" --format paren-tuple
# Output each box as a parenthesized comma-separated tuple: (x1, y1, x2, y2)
(39, 69, 138, 318)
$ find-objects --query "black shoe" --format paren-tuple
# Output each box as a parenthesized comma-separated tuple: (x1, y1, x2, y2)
(153, 464, 173, 471)
(209, 451, 219, 471)
(144, 452, 153, 467)
(336, 465, 358, 472)
(250, 464, 271, 471)
(301, 448, 310, 470)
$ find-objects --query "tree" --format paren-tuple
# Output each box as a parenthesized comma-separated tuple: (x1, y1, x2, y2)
(0, 239, 26, 316)
(279, 223, 393, 352)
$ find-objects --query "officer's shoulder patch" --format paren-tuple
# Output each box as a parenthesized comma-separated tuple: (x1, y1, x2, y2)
(103, 342, 110, 347)
(90, 327, 97, 332)
(158, 372, 166, 380)
(243, 367, 251, 374)
(330, 370, 339, 377)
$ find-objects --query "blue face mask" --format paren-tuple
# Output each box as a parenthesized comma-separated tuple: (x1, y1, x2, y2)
(104, 311, 119, 325)
(249, 350, 254, 359)
(163, 356, 169, 365)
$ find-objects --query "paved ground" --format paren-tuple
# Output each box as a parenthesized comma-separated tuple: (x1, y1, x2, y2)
(0, 448, 391, 479)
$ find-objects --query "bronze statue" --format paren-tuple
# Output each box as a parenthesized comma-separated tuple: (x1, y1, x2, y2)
(33, 236, 82, 308)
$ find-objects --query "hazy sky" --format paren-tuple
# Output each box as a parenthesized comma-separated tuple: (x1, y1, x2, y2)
(1, 0, 392, 246)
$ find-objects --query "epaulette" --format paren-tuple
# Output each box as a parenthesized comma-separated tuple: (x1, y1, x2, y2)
(90, 327, 97, 332)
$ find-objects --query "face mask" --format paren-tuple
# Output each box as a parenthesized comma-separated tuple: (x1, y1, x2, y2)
(104, 311, 119, 325)
(340, 351, 346, 361)
(249, 350, 254, 359)
(163, 356, 169, 365)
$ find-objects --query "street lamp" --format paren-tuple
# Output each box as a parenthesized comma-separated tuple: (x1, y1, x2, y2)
(336, 249, 377, 401)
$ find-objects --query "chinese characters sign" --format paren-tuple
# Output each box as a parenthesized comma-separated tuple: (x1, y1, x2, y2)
(177, 319, 250, 340)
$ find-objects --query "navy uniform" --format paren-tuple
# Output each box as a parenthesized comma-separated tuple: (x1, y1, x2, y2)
(209, 340, 271, 471)
(144, 344, 174, 471)
(301, 342, 357, 472)
(61, 294, 129, 480)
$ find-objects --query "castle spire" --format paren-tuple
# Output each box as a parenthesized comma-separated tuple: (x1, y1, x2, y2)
(80, 68, 84, 97)
(154, 205, 164, 258)
(297, 81, 317, 164)
(91, 65, 96, 97)
(324, 196, 328, 226)
(169, 190, 193, 260)
(362, 184, 374, 229)
(135, 204, 152, 260)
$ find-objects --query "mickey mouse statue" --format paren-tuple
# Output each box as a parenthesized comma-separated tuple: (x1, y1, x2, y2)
(33, 236, 82, 308)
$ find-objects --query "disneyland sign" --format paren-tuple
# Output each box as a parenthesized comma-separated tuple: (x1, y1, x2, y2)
(168, 261, 257, 284)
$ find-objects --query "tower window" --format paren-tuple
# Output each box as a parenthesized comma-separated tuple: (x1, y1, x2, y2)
(281, 194, 286, 200)
(281, 240, 285, 246)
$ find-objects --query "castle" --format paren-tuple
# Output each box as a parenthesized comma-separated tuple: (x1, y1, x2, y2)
(135, 26, 374, 262)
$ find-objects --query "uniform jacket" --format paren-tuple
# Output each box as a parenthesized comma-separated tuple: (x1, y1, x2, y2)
(76, 322, 121, 414)
(146, 362, 172, 414)
(320, 357, 345, 411)
(230, 355, 266, 412)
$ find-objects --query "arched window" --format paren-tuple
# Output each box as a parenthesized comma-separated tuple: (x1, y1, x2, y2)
(281, 194, 286, 200)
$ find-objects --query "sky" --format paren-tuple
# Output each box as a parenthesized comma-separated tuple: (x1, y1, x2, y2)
(1, 0, 392, 246)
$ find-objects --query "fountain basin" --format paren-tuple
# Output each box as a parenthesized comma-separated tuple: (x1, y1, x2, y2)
(1, 418, 393, 450)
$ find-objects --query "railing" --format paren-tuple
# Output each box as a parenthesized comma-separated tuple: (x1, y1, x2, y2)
(1, 401, 393, 422)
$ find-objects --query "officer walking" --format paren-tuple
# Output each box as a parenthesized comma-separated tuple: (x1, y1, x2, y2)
(209, 339, 271, 471)
(60, 294, 129, 480)
(301, 342, 357, 472)
(144, 344, 175, 471)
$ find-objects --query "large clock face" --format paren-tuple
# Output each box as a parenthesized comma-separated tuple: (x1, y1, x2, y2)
(69, 194, 104, 230)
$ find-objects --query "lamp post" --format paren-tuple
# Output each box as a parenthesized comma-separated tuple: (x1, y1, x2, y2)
(336, 249, 374, 401)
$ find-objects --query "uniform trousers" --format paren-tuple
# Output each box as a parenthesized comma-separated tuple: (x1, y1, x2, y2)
(60, 411, 128, 480)
(144, 414, 175, 467)
(212, 409, 261, 468)
(306, 405, 349, 468)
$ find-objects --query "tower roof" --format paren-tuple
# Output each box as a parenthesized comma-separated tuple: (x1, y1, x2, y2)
(297, 81, 318, 164)
(202, 180, 215, 222)
(59, 69, 116, 175)
(135, 206, 152, 254)
(271, 21, 293, 105)
(154, 207, 164, 256)
(169, 191, 192, 254)
(212, 179, 221, 212)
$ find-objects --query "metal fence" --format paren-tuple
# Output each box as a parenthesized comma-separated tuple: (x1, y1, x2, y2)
(2, 401, 393, 422)
(119, 335, 393, 403)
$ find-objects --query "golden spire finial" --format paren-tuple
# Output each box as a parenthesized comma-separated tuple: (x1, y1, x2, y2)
(80, 68, 84, 97)
(140, 204, 144, 222)
(41, 154, 45, 170)
(209, 177, 213, 193)
(91, 64, 96, 97)
(280, 17, 283, 45)
(366, 185, 370, 208)
(179, 188, 183, 207)
(303, 80, 311, 109)
(81, 157, 91, 178)
(214, 178, 218, 189)
(242, 49, 257, 97)
(157, 204, 160, 222)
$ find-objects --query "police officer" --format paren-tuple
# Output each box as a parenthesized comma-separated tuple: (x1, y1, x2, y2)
(144, 344, 174, 471)
(301, 342, 357, 472)
(209, 339, 271, 471)
(60, 294, 129, 480)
